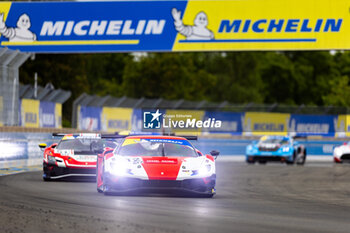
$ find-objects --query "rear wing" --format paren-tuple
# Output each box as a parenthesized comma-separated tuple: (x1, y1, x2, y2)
(52, 133, 101, 139)
(101, 132, 198, 141)
(52, 132, 198, 141)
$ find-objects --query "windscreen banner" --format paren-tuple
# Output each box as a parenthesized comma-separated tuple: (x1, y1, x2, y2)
(77, 105, 101, 131)
(289, 114, 337, 137)
(202, 111, 243, 135)
(1, 0, 350, 53)
(244, 112, 290, 136)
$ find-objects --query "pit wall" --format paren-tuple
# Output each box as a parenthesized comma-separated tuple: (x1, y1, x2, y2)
(77, 106, 350, 138)
(0, 132, 57, 167)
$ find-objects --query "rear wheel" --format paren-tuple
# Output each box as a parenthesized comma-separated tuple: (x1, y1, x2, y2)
(43, 166, 51, 181)
(286, 151, 296, 165)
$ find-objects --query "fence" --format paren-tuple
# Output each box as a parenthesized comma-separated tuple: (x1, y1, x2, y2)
(72, 93, 350, 137)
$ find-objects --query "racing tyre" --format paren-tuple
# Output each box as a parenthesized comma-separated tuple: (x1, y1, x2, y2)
(43, 170, 51, 181)
(286, 151, 297, 165)
(246, 160, 255, 164)
(296, 149, 306, 165)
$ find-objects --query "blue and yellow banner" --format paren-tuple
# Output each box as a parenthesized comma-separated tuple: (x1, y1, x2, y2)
(244, 112, 290, 136)
(1, 0, 350, 52)
(335, 115, 350, 138)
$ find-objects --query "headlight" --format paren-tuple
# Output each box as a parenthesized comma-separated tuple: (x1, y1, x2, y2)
(334, 148, 342, 157)
(106, 158, 131, 176)
(47, 155, 56, 164)
(198, 164, 211, 176)
(282, 147, 290, 152)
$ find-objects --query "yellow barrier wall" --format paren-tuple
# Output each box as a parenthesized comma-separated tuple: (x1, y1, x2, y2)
(101, 107, 133, 133)
(55, 103, 62, 128)
(335, 114, 350, 138)
(21, 99, 40, 128)
(244, 112, 290, 136)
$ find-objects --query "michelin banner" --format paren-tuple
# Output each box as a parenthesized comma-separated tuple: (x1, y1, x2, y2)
(101, 107, 133, 133)
(1, 0, 350, 53)
(244, 112, 290, 136)
(289, 114, 337, 137)
(20, 99, 39, 128)
(202, 111, 243, 135)
(19, 99, 62, 128)
(335, 115, 350, 138)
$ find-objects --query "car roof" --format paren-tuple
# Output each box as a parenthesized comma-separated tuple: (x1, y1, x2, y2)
(260, 135, 290, 141)
(62, 133, 101, 140)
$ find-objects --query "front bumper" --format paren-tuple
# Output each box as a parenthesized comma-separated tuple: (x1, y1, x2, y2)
(246, 155, 293, 162)
(43, 162, 96, 180)
(103, 174, 216, 195)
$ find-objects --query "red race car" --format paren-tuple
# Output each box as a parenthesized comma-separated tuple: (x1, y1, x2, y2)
(96, 135, 219, 197)
(39, 133, 102, 181)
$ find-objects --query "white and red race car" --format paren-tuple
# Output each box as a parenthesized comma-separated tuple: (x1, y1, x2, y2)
(96, 135, 219, 197)
(39, 133, 102, 181)
(333, 142, 350, 163)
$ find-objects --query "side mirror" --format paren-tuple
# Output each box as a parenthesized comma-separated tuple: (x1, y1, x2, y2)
(39, 143, 47, 151)
(91, 140, 104, 154)
(196, 149, 203, 156)
(210, 150, 220, 159)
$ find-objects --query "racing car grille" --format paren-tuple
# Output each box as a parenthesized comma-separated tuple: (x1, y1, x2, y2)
(142, 180, 182, 188)
(340, 154, 350, 161)
(252, 156, 285, 161)
(258, 147, 279, 152)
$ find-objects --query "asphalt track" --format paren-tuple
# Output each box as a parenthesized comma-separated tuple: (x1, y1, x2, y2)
(0, 161, 349, 233)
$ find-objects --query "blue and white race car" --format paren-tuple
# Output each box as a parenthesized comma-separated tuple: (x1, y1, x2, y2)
(245, 135, 306, 165)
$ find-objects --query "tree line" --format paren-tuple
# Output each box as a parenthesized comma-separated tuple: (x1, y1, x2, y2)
(19, 51, 350, 127)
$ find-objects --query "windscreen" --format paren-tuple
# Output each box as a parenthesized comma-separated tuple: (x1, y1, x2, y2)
(116, 138, 197, 157)
(56, 138, 99, 152)
(260, 138, 289, 145)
